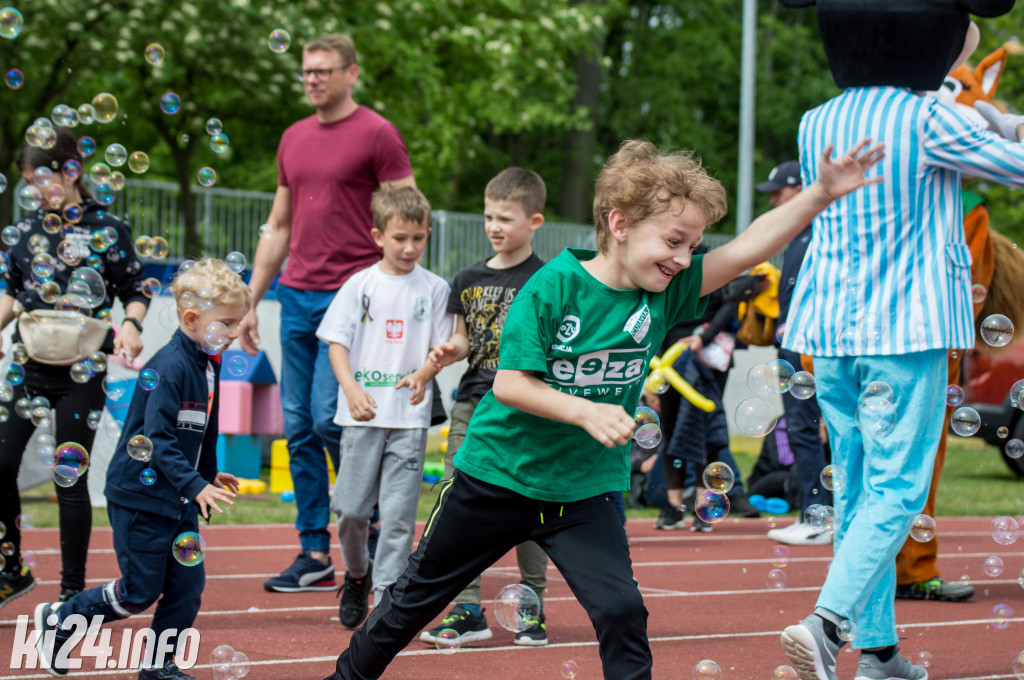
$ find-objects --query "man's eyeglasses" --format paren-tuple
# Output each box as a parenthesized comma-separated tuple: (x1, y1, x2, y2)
(295, 65, 351, 82)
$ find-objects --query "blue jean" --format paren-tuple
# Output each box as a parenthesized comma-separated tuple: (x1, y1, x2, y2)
(779, 348, 829, 512)
(277, 284, 343, 554)
(813, 350, 945, 649)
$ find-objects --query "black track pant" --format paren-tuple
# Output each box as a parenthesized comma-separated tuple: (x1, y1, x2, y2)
(0, 360, 104, 591)
(325, 470, 652, 680)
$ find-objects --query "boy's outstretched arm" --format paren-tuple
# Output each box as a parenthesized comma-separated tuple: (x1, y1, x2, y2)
(493, 369, 636, 448)
(428, 315, 469, 370)
(700, 139, 884, 296)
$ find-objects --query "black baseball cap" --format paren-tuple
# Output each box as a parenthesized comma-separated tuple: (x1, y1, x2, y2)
(755, 160, 802, 193)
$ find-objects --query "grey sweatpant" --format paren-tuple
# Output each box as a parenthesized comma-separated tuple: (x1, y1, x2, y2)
(332, 426, 427, 603)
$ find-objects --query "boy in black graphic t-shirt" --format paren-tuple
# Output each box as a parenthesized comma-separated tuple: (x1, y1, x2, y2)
(419, 168, 549, 647)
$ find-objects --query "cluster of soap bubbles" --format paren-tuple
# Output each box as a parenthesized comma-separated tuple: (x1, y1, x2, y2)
(133, 235, 170, 259)
(854, 381, 897, 438)
(694, 462, 734, 525)
(633, 406, 662, 449)
(53, 442, 89, 487)
(209, 644, 250, 679)
(493, 584, 541, 633)
(733, 360, 817, 437)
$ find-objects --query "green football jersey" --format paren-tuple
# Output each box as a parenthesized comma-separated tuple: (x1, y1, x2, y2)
(454, 248, 706, 502)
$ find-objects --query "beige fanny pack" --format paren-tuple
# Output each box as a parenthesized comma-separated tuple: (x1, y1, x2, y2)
(18, 310, 109, 366)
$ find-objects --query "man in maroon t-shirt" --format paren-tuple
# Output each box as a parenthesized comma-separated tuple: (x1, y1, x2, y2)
(239, 33, 415, 594)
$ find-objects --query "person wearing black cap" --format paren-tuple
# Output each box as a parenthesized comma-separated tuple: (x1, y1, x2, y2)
(755, 162, 833, 547)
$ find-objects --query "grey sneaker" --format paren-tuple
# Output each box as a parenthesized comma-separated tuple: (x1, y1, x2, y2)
(854, 648, 927, 680)
(781, 614, 841, 680)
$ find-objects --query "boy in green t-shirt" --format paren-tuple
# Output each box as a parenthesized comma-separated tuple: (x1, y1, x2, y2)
(322, 138, 882, 680)
(419, 167, 550, 647)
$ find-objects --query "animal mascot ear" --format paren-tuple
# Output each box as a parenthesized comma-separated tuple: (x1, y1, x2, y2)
(781, 0, 1015, 90)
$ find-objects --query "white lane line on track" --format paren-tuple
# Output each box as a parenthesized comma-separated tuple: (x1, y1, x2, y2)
(1, 624, 1020, 680)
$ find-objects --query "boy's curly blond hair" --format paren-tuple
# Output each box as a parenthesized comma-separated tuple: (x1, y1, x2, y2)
(593, 140, 728, 252)
(170, 258, 251, 310)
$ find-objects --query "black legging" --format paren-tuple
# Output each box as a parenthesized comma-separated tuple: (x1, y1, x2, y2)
(0, 360, 105, 591)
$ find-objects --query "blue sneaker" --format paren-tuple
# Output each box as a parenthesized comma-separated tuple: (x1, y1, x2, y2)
(781, 614, 841, 680)
(263, 553, 335, 593)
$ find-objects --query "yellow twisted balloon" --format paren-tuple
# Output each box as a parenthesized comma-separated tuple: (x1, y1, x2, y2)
(646, 341, 715, 412)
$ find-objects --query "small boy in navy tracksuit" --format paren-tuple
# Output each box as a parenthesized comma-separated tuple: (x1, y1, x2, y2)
(33, 259, 250, 679)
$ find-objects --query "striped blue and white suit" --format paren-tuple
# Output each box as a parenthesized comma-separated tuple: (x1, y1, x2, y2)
(784, 86, 1024, 649)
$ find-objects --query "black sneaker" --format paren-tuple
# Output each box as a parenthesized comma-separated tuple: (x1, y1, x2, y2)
(690, 516, 714, 533)
(263, 552, 336, 593)
(339, 561, 373, 629)
(0, 567, 36, 612)
(419, 604, 494, 645)
(138, 661, 198, 679)
(34, 601, 71, 677)
(58, 588, 81, 603)
(895, 577, 973, 602)
(514, 611, 548, 646)
(728, 490, 761, 518)
(654, 506, 686, 530)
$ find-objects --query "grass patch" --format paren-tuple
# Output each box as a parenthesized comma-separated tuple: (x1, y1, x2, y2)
(15, 436, 1021, 530)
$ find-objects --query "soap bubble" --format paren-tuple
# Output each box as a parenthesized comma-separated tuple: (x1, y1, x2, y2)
(229, 650, 249, 678)
(138, 369, 159, 391)
(160, 91, 181, 115)
(790, 371, 816, 399)
(258, 223, 274, 240)
(746, 363, 774, 396)
(210, 133, 230, 154)
(140, 468, 156, 486)
(771, 545, 790, 568)
(1006, 439, 1024, 459)
(560, 661, 579, 679)
(972, 283, 987, 303)
(54, 442, 89, 479)
(210, 644, 234, 672)
(197, 167, 216, 187)
(765, 568, 787, 589)
(493, 584, 540, 633)
(128, 151, 150, 174)
(981, 314, 1014, 347)
(772, 666, 798, 680)
(5, 68, 22, 89)
(855, 396, 896, 438)
(1, 225, 20, 246)
(91, 93, 118, 123)
(227, 355, 248, 377)
(268, 29, 291, 53)
(16, 184, 42, 211)
(910, 514, 936, 542)
(68, 267, 106, 307)
(171, 531, 207, 566)
(127, 434, 153, 462)
(992, 516, 1019, 545)
(206, 118, 223, 135)
(804, 504, 835, 533)
(983, 555, 1004, 577)
(702, 462, 735, 494)
(945, 384, 964, 407)
(102, 373, 128, 399)
(692, 659, 722, 680)
(0, 7, 24, 40)
(76, 104, 95, 125)
(104, 143, 127, 167)
(144, 43, 165, 65)
(862, 380, 894, 403)
(992, 603, 1014, 630)
(837, 620, 856, 642)
(78, 136, 96, 157)
(225, 251, 247, 273)
(766, 358, 795, 393)
(950, 406, 980, 436)
(434, 628, 460, 653)
(646, 369, 670, 394)
(694, 489, 730, 523)
(734, 397, 777, 437)
(820, 464, 846, 492)
(151, 236, 169, 259)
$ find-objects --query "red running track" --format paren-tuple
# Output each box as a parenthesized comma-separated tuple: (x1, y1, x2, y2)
(1, 517, 1021, 679)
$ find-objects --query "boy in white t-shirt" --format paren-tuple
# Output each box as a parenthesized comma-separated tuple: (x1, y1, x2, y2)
(316, 186, 453, 629)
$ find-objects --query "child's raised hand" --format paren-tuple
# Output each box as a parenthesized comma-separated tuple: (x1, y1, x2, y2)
(195, 483, 235, 520)
(576, 402, 637, 448)
(348, 389, 378, 421)
(396, 370, 428, 405)
(428, 342, 459, 370)
(214, 471, 240, 494)
(816, 138, 885, 202)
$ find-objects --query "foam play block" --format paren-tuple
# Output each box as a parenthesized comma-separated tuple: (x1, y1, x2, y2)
(218, 381, 253, 434)
(216, 434, 262, 479)
(269, 438, 336, 493)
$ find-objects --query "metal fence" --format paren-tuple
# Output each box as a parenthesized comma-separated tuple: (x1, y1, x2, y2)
(13, 179, 752, 280)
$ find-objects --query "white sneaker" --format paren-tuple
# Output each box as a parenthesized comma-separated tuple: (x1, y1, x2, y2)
(768, 521, 832, 546)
